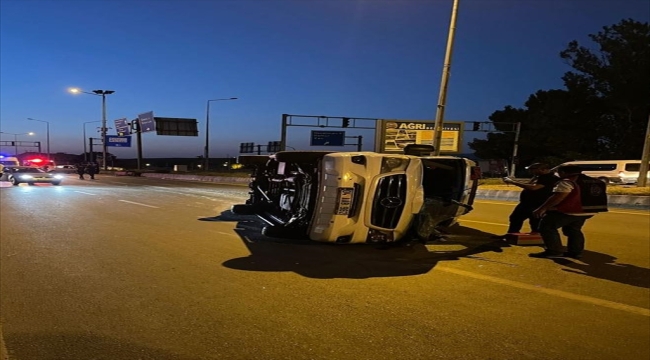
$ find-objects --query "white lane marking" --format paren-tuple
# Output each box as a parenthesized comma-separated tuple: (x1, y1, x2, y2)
(461, 219, 506, 227)
(475, 200, 516, 206)
(74, 191, 97, 196)
(475, 200, 649, 216)
(437, 266, 650, 317)
(609, 210, 650, 216)
(118, 200, 159, 208)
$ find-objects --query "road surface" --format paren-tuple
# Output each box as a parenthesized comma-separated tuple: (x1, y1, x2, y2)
(1, 174, 648, 359)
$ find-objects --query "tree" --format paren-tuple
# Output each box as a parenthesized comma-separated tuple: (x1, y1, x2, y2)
(560, 18, 650, 159)
(469, 19, 650, 165)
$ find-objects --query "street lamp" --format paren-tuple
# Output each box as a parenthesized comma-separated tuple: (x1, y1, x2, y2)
(0, 131, 34, 156)
(204, 97, 238, 170)
(26, 118, 50, 161)
(69, 87, 115, 170)
(83, 121, 102, 162)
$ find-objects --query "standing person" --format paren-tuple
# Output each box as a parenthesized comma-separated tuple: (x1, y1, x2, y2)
(86, 162, 97, 180)
(495, 163, 560, 237)
(76, 163, 86, 180)
(530, 165, 600, 259)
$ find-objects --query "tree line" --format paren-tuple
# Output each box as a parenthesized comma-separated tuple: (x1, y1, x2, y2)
(468, 19, 650, 169)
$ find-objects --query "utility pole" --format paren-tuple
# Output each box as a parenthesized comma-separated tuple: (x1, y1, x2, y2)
(432, 0, 460, 156)
(509, 122, 521, 177)
(638, 113, 650, 187)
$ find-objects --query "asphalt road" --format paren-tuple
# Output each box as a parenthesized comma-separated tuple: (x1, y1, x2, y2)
(1, 174, 648, 360)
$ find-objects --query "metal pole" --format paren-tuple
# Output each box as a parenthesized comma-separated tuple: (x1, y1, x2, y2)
(101, 94, 108, 170)
(637, 113, 650, 187)
(13, 135, 18, 156)
(46, 121, 50, 163)
(510, 122, 521, 177)
(357, 136, 363, 152)
(136, 119, 143, 170)
(89, 138, 94, 162)
(83, 124, 88, 162)
(280, 114, 288, 151)
(204, 101, 211, 170)
(432, 0, 460, 156)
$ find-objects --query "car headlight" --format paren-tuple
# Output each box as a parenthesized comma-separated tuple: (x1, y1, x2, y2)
(380, 157, 410, 173)
(54, 175, 64, 179)
(20, 175, 33, 179)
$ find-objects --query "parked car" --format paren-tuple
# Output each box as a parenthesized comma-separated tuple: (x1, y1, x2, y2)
(1, 166, 64, 186)
(231, 145, 480, 244)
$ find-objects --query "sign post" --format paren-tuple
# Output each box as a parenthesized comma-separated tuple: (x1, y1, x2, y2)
(138, 111, 156, 133)
(114, 118, 131, 136)
(105, 135, 132, 147)
(310, 131, 346, 146)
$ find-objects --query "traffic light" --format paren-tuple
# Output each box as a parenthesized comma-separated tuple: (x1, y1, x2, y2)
(342, 118, 350, 128)
(473, 122, 480, 131)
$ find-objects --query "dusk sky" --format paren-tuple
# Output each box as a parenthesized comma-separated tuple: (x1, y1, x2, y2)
(1, 0, 648, 159)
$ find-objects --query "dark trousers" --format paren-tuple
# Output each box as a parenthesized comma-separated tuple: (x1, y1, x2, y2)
(539, 211, 592, 254)
(508, 202, 541, 233)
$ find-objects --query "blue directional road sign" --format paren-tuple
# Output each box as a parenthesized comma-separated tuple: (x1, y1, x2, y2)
(105, 135, 132, 147)
(138, 111, 156, 133)
(310, 130, 346, 146)
(114, 118, 131, 136)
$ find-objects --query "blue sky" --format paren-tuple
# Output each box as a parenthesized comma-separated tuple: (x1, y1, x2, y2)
(1, 0, 648, 159)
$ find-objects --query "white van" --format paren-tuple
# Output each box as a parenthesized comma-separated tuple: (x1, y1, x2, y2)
(233, 147, 479, 244)
(558, 160, 649, 184)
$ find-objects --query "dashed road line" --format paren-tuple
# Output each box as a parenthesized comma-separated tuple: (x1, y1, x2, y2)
(460, 219, 506, 227)
(437, 265, 650, 317)
(74, 191, 97, 196)
(475, 200, 649, 215)
(118, 200, 159, 208)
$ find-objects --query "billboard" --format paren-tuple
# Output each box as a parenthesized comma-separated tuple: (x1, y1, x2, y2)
(154, 117, 198, 136)
(374, 120, 463, 154)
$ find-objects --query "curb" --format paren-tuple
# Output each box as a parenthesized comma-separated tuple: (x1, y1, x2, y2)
(474, 190, 650, 210)
(139, 173, 650, 210)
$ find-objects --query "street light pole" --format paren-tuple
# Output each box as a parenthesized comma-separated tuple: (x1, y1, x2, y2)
(204, 97, 238, 170)
(26, 118, 50, 161)
(92, 90, 115, 171)
(68, 88, 114, 170)
(83, 121, 101, 162)
(432, 0, 461, 156)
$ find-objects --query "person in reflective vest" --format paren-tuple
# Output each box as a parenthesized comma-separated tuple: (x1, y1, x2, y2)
(530, 165, 602, 259)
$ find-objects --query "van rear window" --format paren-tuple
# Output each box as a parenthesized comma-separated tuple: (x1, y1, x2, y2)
(577, 164, 617, 171)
